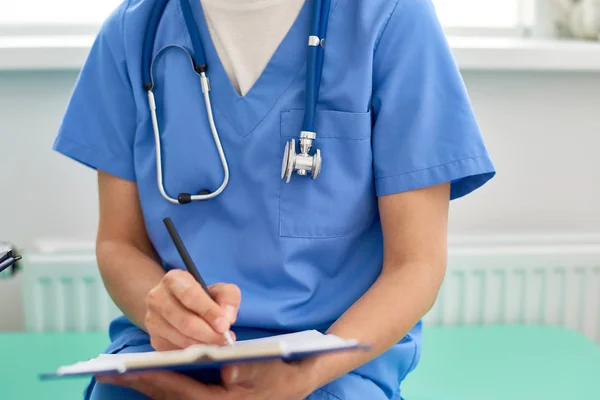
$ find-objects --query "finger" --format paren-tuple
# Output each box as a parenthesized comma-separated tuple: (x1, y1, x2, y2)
(148, 289, 226, 345)
(209, 283, 241, 323)
(163, 270, 230, 334)
(149, 335, 179, 352)
(221, 361, 273, 386)
(228, 330, 237, 342)
(146, 311, 200, 350)
(117, 372, 226, 399)
(96, 375, 118, 384)
(98, 373, 174, 399)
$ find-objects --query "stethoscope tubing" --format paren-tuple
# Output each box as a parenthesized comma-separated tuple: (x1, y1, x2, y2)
(148, 45, 230, 204)
(142, 0, 330, 203)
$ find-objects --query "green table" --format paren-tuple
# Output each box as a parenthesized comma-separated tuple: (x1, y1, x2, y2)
(0, 326, 599, 399)
(402, 326, 600, 400)
(0, 332, 108, 399)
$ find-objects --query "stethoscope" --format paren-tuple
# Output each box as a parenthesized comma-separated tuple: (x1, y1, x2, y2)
(143, 0, 331, 205)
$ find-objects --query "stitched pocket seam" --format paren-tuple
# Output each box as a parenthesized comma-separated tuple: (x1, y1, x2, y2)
(279, 109, 375, 239)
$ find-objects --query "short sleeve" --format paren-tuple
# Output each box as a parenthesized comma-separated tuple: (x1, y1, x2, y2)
(53, 2, 137, 182)
(371, 0, 495, 199)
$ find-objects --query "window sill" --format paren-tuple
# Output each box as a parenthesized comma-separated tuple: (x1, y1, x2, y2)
(0, 35, 93, 71)
(449, 36, 600, 71)
(1, 35, 600, 72)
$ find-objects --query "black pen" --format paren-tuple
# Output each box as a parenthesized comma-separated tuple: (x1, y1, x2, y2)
(163, 217, 235, 346)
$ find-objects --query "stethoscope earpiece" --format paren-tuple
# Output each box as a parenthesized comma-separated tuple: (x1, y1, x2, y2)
(177, 190, 213, 204)
(148, 45, 230, 205)
(178, 193, 193, 204)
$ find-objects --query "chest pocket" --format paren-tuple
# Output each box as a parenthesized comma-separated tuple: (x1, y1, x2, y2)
(279, 109, 377, 238)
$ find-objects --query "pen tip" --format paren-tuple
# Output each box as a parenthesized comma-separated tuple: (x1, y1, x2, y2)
(224, 331, 235, 346)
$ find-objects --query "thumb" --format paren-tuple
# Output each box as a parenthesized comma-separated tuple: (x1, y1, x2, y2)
(209, 283, 242, 323)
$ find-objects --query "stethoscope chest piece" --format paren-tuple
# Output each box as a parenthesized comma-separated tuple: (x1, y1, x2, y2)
(281, 136, 322, 183)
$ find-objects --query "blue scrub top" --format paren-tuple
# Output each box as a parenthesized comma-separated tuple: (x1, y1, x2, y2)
(53, 0, 495, 398)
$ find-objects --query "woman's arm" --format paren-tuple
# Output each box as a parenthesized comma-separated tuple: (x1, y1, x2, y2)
(100, 182, 451, 399)
(96, 171, 240, 350)
(302, 182, 450, 388)
(215, 181, 451, 393)
(96, 170, 166, 329)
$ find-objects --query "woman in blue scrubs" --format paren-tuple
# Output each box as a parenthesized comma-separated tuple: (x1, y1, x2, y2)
(53, 0, 495, 399)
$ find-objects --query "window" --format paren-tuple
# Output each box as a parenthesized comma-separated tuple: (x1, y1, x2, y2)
(0, 1, 121, 25)
(1, 0, 535, 36)
(433, 0, 533, 35)
(0, 0, 122, 36)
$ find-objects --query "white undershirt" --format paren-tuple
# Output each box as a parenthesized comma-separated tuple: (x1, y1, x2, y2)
(200, 0, 305, 96)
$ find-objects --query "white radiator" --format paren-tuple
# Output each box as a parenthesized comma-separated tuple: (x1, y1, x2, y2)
(23, 254, 121, 332)
(425, 235, 600, 343)
(22, 236, 600, 343)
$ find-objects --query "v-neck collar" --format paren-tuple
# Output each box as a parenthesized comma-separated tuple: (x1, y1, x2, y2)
(179, 0, 310, 138)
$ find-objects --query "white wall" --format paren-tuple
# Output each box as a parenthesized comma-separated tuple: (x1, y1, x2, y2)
(1, 69, 599, 250)
(0, 71, 99, 250)
(451, 70, 600, 234)
(1, 69, 600, 331)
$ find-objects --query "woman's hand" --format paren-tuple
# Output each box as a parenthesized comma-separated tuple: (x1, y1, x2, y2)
(145, 269, 241, 351)
(98, 360, 316, 400)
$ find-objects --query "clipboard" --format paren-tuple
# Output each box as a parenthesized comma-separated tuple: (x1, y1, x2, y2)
(41, 330, 370, 380)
